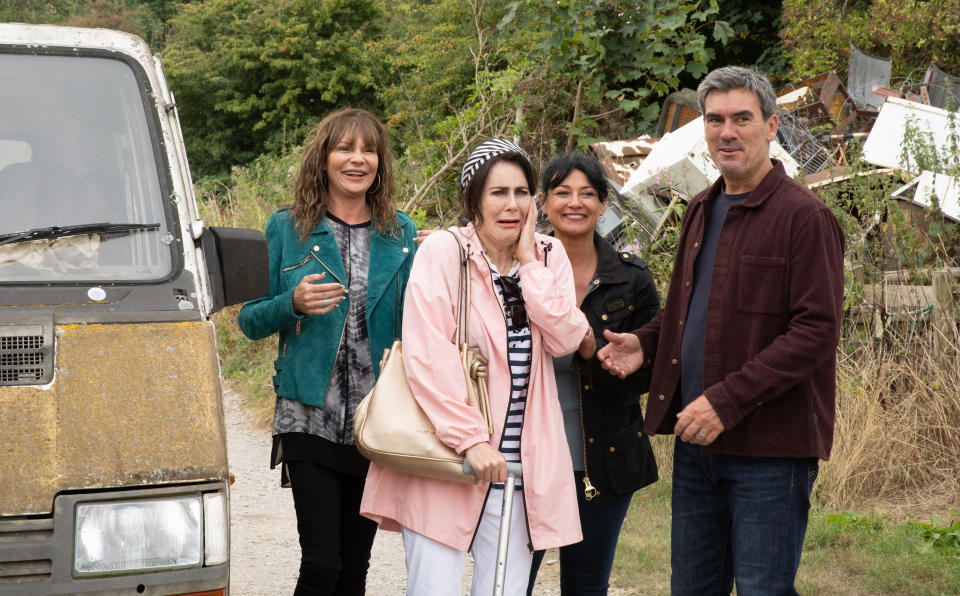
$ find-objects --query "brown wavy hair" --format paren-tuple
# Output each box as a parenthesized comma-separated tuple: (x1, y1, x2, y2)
(293, 108, 397, 240)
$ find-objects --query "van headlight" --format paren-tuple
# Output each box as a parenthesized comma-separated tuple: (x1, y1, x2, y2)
(74, 492, 227, 575)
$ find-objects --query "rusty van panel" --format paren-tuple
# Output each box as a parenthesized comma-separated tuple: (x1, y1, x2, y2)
(0, 321, 227, 515)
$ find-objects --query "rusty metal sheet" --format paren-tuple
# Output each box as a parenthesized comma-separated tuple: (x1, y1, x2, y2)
(0, 321, 227, 515)
(655, 88, 701, 137)
(589, 137, 657, 186)
(777, 71, 860, 132)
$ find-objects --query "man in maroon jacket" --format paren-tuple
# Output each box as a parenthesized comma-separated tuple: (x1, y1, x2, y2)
(598, 66, 845, 595)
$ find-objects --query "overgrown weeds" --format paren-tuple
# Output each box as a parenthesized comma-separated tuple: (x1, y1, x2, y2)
(196, 153, 298, 423)
(818, 328, 960, 510)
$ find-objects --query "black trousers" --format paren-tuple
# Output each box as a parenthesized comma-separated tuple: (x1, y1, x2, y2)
(286, 460, 378, 596)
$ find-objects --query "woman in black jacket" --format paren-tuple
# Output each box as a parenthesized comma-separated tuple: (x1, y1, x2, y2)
(528, 153, 660, 595)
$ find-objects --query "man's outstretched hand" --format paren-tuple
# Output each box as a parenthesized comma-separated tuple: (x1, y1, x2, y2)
(597, 329, 645, 378)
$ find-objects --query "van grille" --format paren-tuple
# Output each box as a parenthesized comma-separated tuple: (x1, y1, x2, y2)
(0, 326, 52, 385)
(0, 518, 53, 585)
(0, 560, 53, 584)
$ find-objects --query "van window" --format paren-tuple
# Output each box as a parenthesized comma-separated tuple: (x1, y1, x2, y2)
(0, 53, 173, 282)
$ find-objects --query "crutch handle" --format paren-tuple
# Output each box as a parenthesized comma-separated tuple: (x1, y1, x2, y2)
(463, 460, 523, 478)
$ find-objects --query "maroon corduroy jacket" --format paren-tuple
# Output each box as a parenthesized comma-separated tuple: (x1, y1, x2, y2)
(634, 160, 845, 460)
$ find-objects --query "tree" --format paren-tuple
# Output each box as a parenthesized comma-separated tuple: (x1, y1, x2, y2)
(0, 0, 84, 23)
(162, 0, 387, 178)
(706, 0, 789, 84)
(499, 0, 730, 146)
(782, 0, 960, 83)
(63, 0, 158, 41)
(378, 0, 532, 217)
(0, 0, 171, 47)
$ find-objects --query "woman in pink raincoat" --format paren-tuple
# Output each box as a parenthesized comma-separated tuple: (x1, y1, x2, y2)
(361, 140, 594, 595)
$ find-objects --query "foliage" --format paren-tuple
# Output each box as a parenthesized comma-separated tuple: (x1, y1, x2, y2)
(910, 518, 960, 557)
(197, 150, 301, 232)
(163, 0, 388, 179)
(374, 0, 495, 151)
(0, 0, 94, 23)
(212, 304, 277, 418)
(782, 0, 960, 84)
(797, 508, 960, 593)
(816, 329, 960, 510)
(499, 0, 727, 146)
(0, 0, 176, 47)
(380, 0, 561, 221)
(816, 110, 960, 287)
(612, 195, 686, 304)
(708, 0, 790, 84)
(827, 510, 886, 531)
(899, 110, 960, 178)
(63, 0, 159, 42)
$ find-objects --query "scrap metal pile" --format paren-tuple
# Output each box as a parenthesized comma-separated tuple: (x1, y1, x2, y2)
(590, 43, 960, 243)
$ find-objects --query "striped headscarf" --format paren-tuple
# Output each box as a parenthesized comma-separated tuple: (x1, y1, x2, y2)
(459, 139, 530, 189)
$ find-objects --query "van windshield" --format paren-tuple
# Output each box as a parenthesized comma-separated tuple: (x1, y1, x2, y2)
(0, 53, 173, 282)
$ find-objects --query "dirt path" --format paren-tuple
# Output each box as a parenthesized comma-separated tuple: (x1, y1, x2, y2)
(224, 388, 572, 595)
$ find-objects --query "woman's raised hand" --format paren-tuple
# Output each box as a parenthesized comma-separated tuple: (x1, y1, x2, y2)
(464, 442, 507, 483)
(515, 200, 539, 265)
(292, 272, 346, 315)
(415, 226, 441, 244)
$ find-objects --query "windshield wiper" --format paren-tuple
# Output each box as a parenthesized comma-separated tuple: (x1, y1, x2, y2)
(0, 223, 162, 247)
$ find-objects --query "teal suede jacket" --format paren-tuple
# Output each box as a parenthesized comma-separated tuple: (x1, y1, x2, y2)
(238, 209, 417, 408)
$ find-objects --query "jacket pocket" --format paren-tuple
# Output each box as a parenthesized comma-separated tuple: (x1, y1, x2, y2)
(599, 411, 658, 495)
(279, 254, 316, 291)
(281, 254, 312, 273)
(737, 255, 786, 314)
(591, 294, 634, 327)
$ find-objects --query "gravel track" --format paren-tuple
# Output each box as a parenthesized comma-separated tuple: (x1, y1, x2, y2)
(224, 388, 619, 595)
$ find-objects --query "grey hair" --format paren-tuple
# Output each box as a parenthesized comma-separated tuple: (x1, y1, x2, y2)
(697, 66, 777, 121)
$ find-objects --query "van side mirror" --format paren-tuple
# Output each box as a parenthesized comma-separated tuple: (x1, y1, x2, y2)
(201, 226, 268, 314)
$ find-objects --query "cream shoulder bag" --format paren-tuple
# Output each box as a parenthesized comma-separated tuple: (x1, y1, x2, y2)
(353, 229, 492, 483)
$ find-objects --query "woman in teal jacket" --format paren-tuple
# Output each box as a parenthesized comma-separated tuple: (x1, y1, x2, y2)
(238, 107, 417, 596)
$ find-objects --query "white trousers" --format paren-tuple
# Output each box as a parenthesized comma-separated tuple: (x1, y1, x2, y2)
(402, 488, 533, 596)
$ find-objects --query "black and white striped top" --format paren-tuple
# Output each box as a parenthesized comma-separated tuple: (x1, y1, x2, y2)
(487, 262, 531, 490)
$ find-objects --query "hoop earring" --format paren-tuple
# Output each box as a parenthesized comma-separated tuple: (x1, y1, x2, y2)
(369, 172, 382, 194)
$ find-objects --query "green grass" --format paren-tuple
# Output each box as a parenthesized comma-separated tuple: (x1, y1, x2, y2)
(610, 440, 960, 595)
(799, 510, 960, 595)
(612, 471, 672, 593)
(213, 305, 277, 417)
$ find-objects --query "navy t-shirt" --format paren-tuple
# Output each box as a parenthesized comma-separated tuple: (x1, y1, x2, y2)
(680, 190, 750, 407)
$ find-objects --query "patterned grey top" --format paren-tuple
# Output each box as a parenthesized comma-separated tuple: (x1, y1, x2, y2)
(272, 214, 374, 445)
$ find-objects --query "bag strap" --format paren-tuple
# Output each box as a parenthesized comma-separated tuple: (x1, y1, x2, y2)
(443, 228, 470, 346)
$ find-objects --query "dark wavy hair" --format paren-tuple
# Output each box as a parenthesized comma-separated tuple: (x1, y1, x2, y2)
(540, 153, 609, 202)
(293, 108, 396, 240)
(457, 152, 537, 225)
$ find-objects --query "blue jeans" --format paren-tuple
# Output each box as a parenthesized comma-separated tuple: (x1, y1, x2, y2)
(527, 471, 633, 596)
(671, 438, 818, 596)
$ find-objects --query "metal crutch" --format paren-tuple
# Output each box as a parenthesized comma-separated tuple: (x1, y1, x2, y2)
(464, 460, 524, 596)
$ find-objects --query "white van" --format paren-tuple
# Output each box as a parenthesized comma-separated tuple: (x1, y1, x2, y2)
(0, 23, 266, 595)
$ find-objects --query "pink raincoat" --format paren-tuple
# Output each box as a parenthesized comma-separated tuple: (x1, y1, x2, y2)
(360, 224, 589, 551)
